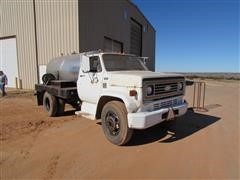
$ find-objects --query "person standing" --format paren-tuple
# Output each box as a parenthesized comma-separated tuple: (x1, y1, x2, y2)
(0, 71, 8, 96)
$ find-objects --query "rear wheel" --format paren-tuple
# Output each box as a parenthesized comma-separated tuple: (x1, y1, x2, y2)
(101, 101, 133, 145)
(57, 98, 65, 115)
(43, 92, 58, 117)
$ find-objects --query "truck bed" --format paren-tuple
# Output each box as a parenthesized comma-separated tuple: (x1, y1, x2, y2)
(35, 80, 79, 105)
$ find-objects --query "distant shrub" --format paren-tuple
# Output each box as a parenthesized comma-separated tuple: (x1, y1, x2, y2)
(182, 73, 240, 81)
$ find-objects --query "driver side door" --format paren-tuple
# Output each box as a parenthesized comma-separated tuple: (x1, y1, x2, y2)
(77, 55, 103, 103)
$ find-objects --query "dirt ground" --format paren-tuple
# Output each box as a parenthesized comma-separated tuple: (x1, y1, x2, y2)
(0, 79, 239, 179)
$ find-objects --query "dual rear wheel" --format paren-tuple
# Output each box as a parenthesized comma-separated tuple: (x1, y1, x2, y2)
(43, 92, 65, 117)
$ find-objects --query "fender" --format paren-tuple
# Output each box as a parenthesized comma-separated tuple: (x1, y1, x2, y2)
(98, 91, 139, 113)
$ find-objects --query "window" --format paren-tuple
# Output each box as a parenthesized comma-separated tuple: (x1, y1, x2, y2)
(102, 54, 148, 71)
(103, 37, 123, 53)
(89, 56, 102, 72)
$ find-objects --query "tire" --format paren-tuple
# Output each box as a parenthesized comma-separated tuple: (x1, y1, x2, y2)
(43, 92, 58, 117)
(101, 101, 133, 145)
(42, 73, 55, 85)
(57, 98, 65, 115)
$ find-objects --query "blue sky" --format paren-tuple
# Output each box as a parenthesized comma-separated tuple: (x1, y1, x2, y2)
(133, 0, 239, 72)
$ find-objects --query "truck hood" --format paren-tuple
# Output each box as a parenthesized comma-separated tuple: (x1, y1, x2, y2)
(109, 71, 183, 88)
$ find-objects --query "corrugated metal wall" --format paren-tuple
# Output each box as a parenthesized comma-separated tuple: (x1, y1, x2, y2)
(35, 0, 79, 65)
(0, 0, 79, 89)
(0, 0, 37, 89)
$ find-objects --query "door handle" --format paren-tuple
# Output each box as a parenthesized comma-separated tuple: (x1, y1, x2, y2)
(79, 75, 85, 77)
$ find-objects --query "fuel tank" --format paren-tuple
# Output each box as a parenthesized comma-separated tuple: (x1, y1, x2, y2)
(46, 54, 81, 81)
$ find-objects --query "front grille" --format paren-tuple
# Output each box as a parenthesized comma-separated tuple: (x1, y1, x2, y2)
(155, 82, 178, 95)
(143, 77, 185, 101)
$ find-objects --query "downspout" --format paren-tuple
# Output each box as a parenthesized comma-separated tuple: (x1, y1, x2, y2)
(33, 0, 40, 83)
(78, 0, 80, 52)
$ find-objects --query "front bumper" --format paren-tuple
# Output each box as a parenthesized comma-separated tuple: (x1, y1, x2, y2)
(127, 101, 188, 129)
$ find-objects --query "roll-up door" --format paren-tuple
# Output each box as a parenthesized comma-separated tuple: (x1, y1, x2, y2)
(130, 18, 142, 56)
(103, 37, 123, 53)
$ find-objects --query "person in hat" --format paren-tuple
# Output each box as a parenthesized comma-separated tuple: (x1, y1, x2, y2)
(0, 71, 8, 96)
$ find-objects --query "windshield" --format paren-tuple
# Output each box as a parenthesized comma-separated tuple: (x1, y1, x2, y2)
(102, 54, 148, 71)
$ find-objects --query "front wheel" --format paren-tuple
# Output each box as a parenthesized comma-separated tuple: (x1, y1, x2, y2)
(101, 101, 133, 145)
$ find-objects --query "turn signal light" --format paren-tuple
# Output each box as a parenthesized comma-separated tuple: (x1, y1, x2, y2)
(129, 90, 137, 97)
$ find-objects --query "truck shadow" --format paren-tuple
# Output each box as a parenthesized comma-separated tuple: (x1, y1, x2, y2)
(127, 109, 220, 146)
(60, 110, 76, 116)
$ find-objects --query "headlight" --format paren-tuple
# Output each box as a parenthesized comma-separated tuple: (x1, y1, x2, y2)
(178, 82, 184, 90)
(147, 85, 154, 96)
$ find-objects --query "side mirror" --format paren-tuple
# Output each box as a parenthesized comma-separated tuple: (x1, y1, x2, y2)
(186, 80, 194, 86)
(141, 57, 149, 65)
(81, 55, 90, 73)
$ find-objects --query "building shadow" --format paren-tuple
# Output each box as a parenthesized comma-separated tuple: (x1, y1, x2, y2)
(127, 109, 220, 146)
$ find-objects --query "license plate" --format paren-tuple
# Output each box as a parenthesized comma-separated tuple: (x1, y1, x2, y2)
(167, 108, 175, 119)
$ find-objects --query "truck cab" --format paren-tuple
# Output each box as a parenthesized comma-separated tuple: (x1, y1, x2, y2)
(35, 51, 188, 145)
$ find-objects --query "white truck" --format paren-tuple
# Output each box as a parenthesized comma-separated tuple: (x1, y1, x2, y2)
(35, 51, 188, 145)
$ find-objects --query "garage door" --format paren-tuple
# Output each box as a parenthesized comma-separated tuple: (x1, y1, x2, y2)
(0, 37, 19, 88)
(130, 18, 142, 56)
(103, 37, 123, 53)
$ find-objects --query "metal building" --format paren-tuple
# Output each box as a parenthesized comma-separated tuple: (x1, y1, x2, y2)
(0, 0, 155, 89)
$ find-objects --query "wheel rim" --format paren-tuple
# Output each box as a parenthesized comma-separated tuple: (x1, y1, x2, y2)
(105, 111, 120, 136)
(45, 97, 50, 111)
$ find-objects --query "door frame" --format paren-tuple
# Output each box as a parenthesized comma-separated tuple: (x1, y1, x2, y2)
(0, 35, 20, 88)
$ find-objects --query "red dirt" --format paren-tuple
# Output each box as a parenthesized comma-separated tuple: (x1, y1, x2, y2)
(0, 80, 239, 179)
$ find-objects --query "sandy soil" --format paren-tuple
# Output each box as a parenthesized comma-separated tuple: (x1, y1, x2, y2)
(0, 80, 239, 179)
